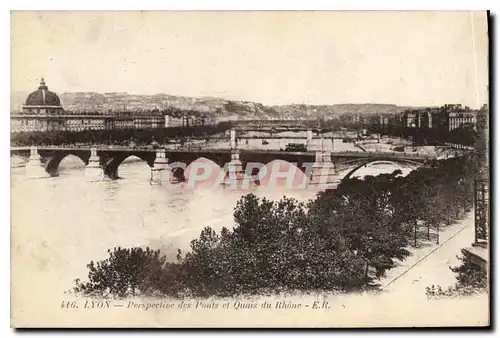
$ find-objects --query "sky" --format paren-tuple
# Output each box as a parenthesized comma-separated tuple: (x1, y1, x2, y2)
(11, 11, 489, 108)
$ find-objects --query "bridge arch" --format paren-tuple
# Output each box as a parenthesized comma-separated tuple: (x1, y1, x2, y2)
(105, 154, 154, 179)
(169, 164, 186, 183)
(184, 157, 224, 187)
(258, 159, 309, 189)
(341, 159, 422, 181)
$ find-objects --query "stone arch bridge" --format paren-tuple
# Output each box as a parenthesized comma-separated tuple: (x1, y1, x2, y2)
(11, 146, 437, 186)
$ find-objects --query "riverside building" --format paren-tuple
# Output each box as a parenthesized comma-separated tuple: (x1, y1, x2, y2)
(11, 78, 215, 133)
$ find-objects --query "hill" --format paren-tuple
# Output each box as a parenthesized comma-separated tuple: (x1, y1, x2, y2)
(271, 103, 417, 119)
(11, 91, 417, 119)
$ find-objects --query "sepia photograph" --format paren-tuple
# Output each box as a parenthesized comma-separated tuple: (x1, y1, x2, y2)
(10, 10, 490, 328)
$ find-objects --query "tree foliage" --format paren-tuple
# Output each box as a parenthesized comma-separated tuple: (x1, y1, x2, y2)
(367, 123, 478, 146)
(74, 156, 476, 298)
(11, 123, 233, 147)
(74, 247, 169, 298)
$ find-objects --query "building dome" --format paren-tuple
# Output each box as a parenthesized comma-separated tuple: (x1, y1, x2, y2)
(25, 78, 61, 106)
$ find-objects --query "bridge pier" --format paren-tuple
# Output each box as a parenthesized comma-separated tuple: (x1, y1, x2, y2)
(230, 129, 237, 150)
(224, 151, 245, 186)
(150, 149, 169, 185)
(309, 151, 338, 187)
(85, 147, 102, 181)
(25, 146, 49, 178)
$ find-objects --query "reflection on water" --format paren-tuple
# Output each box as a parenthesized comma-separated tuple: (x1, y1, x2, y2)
(11, 158, 413, 293)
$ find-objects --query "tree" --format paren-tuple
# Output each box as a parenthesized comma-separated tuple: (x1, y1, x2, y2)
(73, 247, 168, 298)
(451, 250, 488, 291)
(308, 171, 411, 284)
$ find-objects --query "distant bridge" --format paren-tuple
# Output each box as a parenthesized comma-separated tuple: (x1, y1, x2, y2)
(232, 119, 321, 128)
(234, 127, 328, 133)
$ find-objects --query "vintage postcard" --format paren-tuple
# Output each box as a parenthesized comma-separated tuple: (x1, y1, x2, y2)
(10, 11, 490, 328)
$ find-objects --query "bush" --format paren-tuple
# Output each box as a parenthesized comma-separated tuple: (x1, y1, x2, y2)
(73, 247, 171, 298)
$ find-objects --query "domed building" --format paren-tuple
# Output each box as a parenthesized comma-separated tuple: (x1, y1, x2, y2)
(10, 78, 191, 133)
(11, 78, 67, 132)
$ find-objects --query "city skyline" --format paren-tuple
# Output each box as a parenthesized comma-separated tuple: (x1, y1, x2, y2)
(11, 11, 488, 108)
